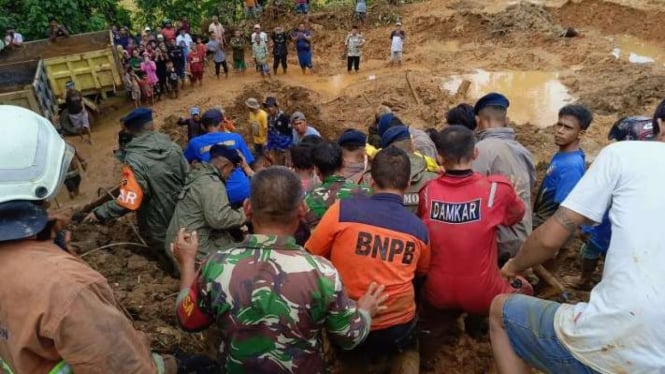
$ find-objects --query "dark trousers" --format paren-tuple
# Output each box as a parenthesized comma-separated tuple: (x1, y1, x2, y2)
(347, 56, 360, 71)
(273, 54, 287, 73)
(353, 318, 417, 354)
(214, 61, 228, 77)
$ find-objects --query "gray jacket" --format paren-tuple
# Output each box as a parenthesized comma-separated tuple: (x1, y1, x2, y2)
(473, 127, 536, 257)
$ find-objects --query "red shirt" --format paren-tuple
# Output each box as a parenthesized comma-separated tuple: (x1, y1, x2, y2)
(188, 53, 204, 73)
(418, 172, 525, 314)
(161, 27, 176, 41)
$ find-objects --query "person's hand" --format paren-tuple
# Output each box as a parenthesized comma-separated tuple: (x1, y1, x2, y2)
(83, 212, 99, 223)
(171, 228, 198, 267)
(357, 282, 388, 318)
(500, 259, 520, 281)
(80, 159, 88, 171)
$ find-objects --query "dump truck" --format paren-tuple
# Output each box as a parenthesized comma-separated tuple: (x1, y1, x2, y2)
(0, 30, 122, 130)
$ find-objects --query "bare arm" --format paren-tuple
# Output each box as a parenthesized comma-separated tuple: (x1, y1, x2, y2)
(504, 207, 593, 276)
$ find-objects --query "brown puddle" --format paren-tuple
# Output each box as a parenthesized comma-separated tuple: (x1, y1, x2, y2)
(441, 69, 574, 127)
(610, 35, 665, 65)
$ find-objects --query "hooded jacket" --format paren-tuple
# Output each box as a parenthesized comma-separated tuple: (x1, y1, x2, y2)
(472, 127, 536, 257)
(164, 163, 246, 261)
(95, 131, 189, 248)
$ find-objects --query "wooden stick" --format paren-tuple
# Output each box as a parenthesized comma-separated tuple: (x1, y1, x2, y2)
(361, 92, 372, 106)
(80, 242, 148, 258)
(406, 70, 421, 105)
(533, 264, 565, 292)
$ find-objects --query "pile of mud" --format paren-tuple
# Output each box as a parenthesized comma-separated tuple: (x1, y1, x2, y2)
(160, 115, 189, 148)
(484, 2, 564, 36)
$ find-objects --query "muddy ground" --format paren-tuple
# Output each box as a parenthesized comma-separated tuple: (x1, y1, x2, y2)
(57, 0, 665, 372)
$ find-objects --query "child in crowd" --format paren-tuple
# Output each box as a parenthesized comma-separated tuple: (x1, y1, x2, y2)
(123, 66, 133, 99)
(252, 34, 271, 80)
(138, 72, 154, 105)
(130, 72, 142, 107)
(188, 47, 205, 86)
(166, 61, 179, 98)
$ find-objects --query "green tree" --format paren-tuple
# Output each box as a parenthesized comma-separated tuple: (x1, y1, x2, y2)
(134, 0, 244, 34)
(0, 0, 131, 41)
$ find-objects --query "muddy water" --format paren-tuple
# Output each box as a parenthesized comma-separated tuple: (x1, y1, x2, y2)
(441, 69, 574, 127)
(610, 35, 665, 65)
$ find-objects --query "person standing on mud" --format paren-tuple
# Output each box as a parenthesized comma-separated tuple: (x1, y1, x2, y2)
(490, 112, 665, 374)
(271, 26, 289, 75)
(293, 22, 314, 74)
(230, 29, 247, 72)
(532, 104, 592, 229)
(264, 96, 292, 165)
(470, 93, 536, 263)
(64, 81, 93, 144)
(390, 21, 405, 67)
(85, 108, 188, 274)
(177, 107, 204, 141)
(165, 145, 247, 267)
(0, 105, 177, 374)
(345, 25, 365, 73)
(172, 167, 386, 373)
(306, 147, 429, 368)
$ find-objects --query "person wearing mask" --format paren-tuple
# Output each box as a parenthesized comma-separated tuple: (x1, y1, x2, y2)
(338, 129, 371, 184)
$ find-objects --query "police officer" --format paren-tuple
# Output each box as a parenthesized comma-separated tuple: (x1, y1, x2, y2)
(0, 105, 176, 373)
(85, 108, 188, 273)
(381, 125, 438, 213)
(172, 167, 387, 372)
(165, 145, 247, 265)
(304, 141, 371, 229)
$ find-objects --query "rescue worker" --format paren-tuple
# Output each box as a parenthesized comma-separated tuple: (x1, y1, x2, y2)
(264, 96, 292, 166)
(84, 108, 188, 274)
(532, 104, 593, 229)
(0, 105, 176, 374)
(304, 141, 371, 229)
(306, 147, 430, 370)
(183, 108, 255, 207)
(418, 125, 532, 316)
(338, 129, 371, 184)
(470, 93, 536, 262)
(563, 115, 655, 289)
(172, 167, 387, 372)
(381, 125, 438, 212)
(165, 145, 247, 265)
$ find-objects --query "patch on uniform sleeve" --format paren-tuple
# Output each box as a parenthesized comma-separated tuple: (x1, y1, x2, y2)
(117, 165, 144, 210)
(403, 193, 419, 206)
(430, 199, 481, 224)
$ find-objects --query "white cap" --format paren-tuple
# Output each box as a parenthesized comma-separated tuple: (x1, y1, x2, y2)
(144, 26, 151, 31)
(0, 106, 73, 203)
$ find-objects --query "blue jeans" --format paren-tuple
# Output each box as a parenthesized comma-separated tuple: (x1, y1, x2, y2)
(502, 295, 599, 374)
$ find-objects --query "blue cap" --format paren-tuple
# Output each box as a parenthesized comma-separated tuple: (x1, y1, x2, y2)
(209, 144, 241, 165)
(0, 201, 48, 242)
(377, 113, 396, 137)
(190, 107, 200, 116)
(381, 125, 410, 148)
(65, 81, 75, 89)
(122, 107, 153, 129)
(474, 92, 510, 115)
(201, 109, 223, 127)
(338, 129, 367, 147)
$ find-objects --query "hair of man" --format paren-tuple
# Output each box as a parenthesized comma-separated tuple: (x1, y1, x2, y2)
(371, 146, 411, 191)
(434, 125, 476, 164)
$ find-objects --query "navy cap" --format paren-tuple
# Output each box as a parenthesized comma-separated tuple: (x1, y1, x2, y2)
(0, 201, 48, 242)
(377, 113, 396, 137)
(209, 144, 242, 165)
(201, 109, 223, 127)
(263, 97, 278, 108)
(608, 116, 654, 141)
(338, 129, 367, 147)
(381, 125, 410, 148)
(473, 92, 510, 115)
(122, 107, 153, 129)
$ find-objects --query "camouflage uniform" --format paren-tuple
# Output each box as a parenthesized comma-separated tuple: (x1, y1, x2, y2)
(164, 163, 246, 262)
(303, 175, 371, 229)
(403, 153, 438, 213)
(175, 234, 371, 373)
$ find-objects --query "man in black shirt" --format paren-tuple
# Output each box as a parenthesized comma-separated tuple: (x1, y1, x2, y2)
(168, 39, 186, 89)
(271, 26, 289, 75)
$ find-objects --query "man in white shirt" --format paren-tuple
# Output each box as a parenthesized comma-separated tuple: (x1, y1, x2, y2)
(208, 16, 224, 43)
(176, 28, 193, 57)
(390, 22, 405, 67)
(251, 24, 268, 45)
(4, 27, 23, 48)
(489, 115, 665, 373)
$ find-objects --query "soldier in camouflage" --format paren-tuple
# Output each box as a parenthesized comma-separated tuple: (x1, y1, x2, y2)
(172, 167, 386, 373)
(380, 125, 438, 213)
(304, 141, 371, 229)
(164, 145, 247, 266)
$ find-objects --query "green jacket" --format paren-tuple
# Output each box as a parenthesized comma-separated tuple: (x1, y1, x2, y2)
(94, 131, 188, 248)
(165, 163, 246, 261)
(303, 175, 371, 229)
(403, 153, 438, 213)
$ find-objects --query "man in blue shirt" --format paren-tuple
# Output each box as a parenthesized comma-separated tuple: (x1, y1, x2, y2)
(532, 104, 592, 228)
(183, 109, 254, 207)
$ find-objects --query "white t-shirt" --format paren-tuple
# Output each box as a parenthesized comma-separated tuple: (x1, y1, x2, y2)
(251, 31, 268, 45)
(208, 23, 224, 41)
(176, 33, 193, 53)
(390, 30, 404, 52)
(556, 141, 665, 373)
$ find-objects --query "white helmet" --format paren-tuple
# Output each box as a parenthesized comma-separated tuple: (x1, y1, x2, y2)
(0, 106, 73, 203)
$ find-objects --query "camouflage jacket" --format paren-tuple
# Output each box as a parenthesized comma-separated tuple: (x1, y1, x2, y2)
(303, 175, 371, 229)
(164, 163, 246, 261)
(175, 234, 371, 373)
(94, 131, 188, 248)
